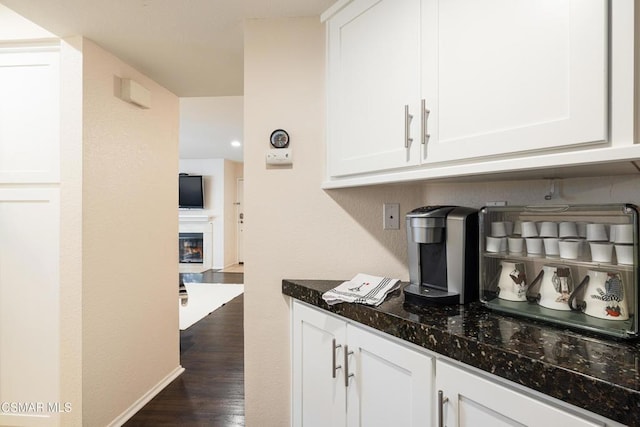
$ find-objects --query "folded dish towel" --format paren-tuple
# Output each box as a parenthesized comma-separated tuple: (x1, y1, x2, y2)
(322, 273, 401, 306)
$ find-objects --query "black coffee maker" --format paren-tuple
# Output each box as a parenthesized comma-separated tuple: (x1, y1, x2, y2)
(403, 206, 479, 306)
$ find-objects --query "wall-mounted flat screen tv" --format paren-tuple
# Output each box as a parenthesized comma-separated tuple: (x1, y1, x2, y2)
(179, 174, 204, 209)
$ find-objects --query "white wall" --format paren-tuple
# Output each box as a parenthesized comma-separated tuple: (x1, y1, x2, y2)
(81, 38, 180, 426)
(243, 17, 424, 426)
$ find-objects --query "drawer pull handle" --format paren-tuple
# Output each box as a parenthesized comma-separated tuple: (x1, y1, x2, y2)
(344, 345, 354, 387)
(421, 99, 430, 146)
(438, 390, 449, 427)
(404, 105, 414, 148)
(332, 339, 342, 378)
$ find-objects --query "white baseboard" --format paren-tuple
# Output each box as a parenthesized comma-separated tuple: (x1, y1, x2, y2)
(107, 365, 185, 427)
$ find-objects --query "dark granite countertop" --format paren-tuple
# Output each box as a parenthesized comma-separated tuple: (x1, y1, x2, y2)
(282, 279, 640, 426)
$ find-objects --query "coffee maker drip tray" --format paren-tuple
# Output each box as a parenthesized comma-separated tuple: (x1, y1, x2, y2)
(403, 283, 461, 307)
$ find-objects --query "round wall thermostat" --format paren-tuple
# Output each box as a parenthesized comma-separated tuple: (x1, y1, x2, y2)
(270, 129, 290, 148)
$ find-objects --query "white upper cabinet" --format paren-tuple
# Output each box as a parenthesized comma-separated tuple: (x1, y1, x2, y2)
(421, 0, 608, 164)
(326, 0, 421, 177)
(323, 0, 637, 188)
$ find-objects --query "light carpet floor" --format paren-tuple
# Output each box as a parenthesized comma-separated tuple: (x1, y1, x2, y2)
(179, 282, 244, 330)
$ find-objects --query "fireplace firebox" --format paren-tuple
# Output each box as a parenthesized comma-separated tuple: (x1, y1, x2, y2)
(179, 232, 204, 264)
(178, 215, 213, 272)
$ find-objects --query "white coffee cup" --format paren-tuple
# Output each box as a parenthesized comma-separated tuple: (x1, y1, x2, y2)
(570, 270, 628, 321)
(610, 224, 634, 244)
(559, 239, 582, 260)
(576, 222, 589, 238)
(512, 220, 523, 236)
(503, 221, 514, 236)
(543, 238, 560, 257)
(486, 236, 504, 253)
(507, 237, 525, 253)
(525, 238, 543, 255)
(586, 223, 608, 242)
(559, 222, 578, 238)
(521, 222, 538, 238)
(537, 265, 573, 311)
(539, 221, 558, 238)
(491, 221, 507, 237)
(615, 244, 634, 265)
(496, 261, 528, 302)
(590, 242, 613, 263)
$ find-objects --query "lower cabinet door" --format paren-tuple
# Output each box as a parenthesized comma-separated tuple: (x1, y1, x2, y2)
(346, 324, 434, 427)
(292, 302, 347, 427)
(435, 360, 602, 427)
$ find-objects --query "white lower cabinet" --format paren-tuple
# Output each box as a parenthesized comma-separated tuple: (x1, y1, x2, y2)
(435, 360, 617, 427)
(292, 302, 624, 427)
(292, 301, 434, 427)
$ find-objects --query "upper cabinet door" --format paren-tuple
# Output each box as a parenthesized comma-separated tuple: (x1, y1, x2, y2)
(327, 0, 421, 177)
(0, 46, 60, 183)
(421, 0, 608, 164)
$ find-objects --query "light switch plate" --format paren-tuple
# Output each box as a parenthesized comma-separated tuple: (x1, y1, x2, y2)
(266, 148, 292, 165)
(383, 203, 400, 230)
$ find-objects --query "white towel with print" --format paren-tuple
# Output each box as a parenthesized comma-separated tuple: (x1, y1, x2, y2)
(322, 273, 400, 306)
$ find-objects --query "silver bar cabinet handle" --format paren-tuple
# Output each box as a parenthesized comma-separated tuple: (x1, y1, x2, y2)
(404, 105, 413, 148)
(344, 345, 354, 387)
(421, 99, 431, 145)
(332, 339, 342, 378)
(438, 390, 449, 427)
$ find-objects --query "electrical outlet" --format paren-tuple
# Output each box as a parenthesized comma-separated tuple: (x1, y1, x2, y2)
(383, 203, 400, 230)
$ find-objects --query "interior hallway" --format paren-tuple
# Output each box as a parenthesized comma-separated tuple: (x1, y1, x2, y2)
(125, 271, 245, 426)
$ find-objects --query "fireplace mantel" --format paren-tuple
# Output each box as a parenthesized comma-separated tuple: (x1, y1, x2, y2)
(179, 214, 213, 223)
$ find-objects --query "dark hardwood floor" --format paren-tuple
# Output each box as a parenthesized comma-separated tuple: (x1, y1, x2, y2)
(125, 271, 245, 427)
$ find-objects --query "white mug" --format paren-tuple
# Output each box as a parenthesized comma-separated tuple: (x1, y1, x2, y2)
(521, 222, 538, 238)
(496, 261, 528, 302)
(586, 223, 608, 242)
(535, 265, 573, 311)
(610, 224, 634, 244)
(491, 221, 507, 237)
(543, 238, 560, 257)
(539, 221, 558, 238)
(559, 221, 578, 238)
(569, 270, 629, 321)
(615, 244, 634, 265)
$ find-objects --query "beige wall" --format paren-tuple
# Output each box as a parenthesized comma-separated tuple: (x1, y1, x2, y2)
(243, 17, 424, 425)
(81, 39, 180, 426)
(422, 175, 640, 208)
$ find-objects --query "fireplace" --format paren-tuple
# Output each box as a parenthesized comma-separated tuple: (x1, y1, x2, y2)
(179, 215, 213, 272)
(179, 233, 204, 263)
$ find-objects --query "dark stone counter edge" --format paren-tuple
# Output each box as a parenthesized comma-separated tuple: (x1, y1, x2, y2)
(282, 279, 640, 426)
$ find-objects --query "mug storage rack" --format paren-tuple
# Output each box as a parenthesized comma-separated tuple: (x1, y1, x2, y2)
(479, 204, 639, 339)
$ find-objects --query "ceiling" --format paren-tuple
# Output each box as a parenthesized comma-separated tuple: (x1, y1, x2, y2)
(0, 0, 337, 162)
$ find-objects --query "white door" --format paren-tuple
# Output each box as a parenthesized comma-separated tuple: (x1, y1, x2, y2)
(421, 0, 608, 164)
(346, 324, 434, 427)
(327, 0, 422, 177)
(236, 178, 244, 264)
(436, 360, 602, 427)
(292, 302, 347, 427)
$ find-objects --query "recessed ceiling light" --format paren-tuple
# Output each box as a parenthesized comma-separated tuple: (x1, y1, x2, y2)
(231, 140, 241, 147)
